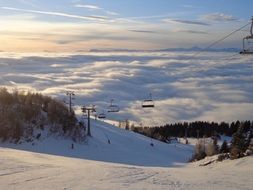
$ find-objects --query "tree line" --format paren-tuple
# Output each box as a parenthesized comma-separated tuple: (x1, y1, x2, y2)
(191, 125, 253, 161)
(131, 121, 253, 161)
(132, 121, 252, 142)
(0, 88, 85, 143)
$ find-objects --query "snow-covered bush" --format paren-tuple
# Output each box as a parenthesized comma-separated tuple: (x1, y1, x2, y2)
(205, 143, 218, 156)
(191, 138, 219, 161)
(190, 141, 206, 161)
(217, 153, 230, 162)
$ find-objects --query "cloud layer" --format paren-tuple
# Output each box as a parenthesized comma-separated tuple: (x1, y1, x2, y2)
(202, 13, 238, 22)
(1, 7, 108, 21)
(1, 51, 253, 125)
(0, 5, 244, 52)
(163, 18, 209, 26)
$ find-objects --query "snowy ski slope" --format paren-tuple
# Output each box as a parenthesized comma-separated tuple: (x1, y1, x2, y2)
(0, 146, 252, 190)
(1, 119, 193, 167)
(0, 120, 252, 190)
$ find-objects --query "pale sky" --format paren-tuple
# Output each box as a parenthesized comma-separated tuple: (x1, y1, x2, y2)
(0, 0, 252, 52)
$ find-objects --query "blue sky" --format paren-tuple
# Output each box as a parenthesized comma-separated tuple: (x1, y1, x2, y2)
(0, 0, 252, 51)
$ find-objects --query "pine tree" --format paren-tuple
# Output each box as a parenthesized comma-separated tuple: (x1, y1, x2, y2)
(125, 119, 130, 130)
(220, 140, 229, 153)
(230, 125, 247, 159)
(245, 128, 253, 149)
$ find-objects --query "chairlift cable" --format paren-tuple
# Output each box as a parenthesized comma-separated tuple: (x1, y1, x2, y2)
(192, 22, 251, 57)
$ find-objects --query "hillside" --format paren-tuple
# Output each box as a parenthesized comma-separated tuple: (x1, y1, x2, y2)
(1, 119, 193, 167)
(0, 93, 252, 190)
(0, 88, 193, 167)
(0, 89, 87, 145)
(0, 90, 252, 189)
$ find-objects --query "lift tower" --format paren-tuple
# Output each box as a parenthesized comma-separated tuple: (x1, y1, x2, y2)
(81, 105, 96, 136)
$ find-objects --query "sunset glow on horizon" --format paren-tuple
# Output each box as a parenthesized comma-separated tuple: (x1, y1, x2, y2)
(1, 0, 252, 52)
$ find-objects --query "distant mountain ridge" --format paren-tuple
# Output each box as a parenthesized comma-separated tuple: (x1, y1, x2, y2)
(89, 47, 241, 53)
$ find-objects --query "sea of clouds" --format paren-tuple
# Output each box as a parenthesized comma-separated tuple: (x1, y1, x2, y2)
(1, 51, 253, 126)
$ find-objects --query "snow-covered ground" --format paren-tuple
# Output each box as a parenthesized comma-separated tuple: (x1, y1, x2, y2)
(180, 135, 232, 147)
(0, 145, 252, 190)
(1, 120, 252, 190)
(1, 120, 193, 167)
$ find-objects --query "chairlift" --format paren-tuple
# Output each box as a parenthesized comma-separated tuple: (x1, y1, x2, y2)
(240, 17, 253, 55)
(142, 93, 155, 108)
(82, 114, 88, 120)
(108, 99, 120, 113)
(98, 112, 106, 119)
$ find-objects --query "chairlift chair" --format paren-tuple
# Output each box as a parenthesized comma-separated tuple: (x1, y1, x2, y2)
(98, 112, 106, 119)
(82, 114, 88, 120)
(240, 17, 253, 55)
(108, 99, 120, 113)
(142, 93, 155, 108)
